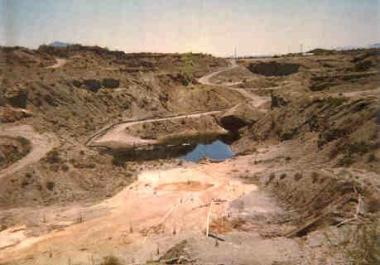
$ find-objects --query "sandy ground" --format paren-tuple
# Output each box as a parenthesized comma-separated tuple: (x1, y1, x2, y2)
(0, 61, 288, 265)
(0, 153, 291, 265)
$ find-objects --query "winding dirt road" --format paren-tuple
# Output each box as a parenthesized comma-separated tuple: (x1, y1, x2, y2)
(0, 125, 58, 180)
(89, 61, 270, 149)
(46, 58, 67, 69)
(198, 60, 270, 111)
(0, 61, 286, 265)
(88, 110, 224, 149)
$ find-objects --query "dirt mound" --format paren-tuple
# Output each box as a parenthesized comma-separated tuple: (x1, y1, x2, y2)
(248, 61, 300, 76)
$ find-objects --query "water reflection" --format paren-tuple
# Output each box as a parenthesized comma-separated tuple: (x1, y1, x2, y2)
(180, 140, 234, 162)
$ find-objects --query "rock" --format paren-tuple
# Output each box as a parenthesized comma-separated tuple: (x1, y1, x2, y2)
(83, 79, 102, 92)
(102, 78, 120, 89)
(219, 104, 262, 132)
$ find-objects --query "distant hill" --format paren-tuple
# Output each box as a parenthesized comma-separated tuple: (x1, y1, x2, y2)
(48, 41, 71, 48)
(368, 43, 380, 49)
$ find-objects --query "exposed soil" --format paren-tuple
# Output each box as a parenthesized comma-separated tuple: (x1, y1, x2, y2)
(0, 46, 379, 265)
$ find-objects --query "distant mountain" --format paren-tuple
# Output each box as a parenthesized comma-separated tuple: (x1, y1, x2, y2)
(48, 41, 71, 48)
(368, 43, 380, 49)
(334, 43, 380, 51)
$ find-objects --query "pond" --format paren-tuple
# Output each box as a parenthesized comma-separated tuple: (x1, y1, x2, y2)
(180, 140, 234, 162)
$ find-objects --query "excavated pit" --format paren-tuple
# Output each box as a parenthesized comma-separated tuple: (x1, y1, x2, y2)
(248, 61, 300, 76)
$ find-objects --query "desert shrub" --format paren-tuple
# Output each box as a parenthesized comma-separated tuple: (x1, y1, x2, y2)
(294, 172, 303, 181)
(367, 153, 377, 163)
(7, 89, 28, 108)
(318, 128, 347, 147)
(112, 154, 127, 167)
(45, 149, 61, 164)
(354, 59, 374, 72)
(100, 256, 123, 265)
(345, 221, 380, 265)
(338, 154, 355, 166)
(45, 181, 55, 191)
(43, 94, 58, 106)
(326, 97, 346, 107)
(346, 142, 370, 155)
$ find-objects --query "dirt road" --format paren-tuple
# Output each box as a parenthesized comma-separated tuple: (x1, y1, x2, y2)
(198, 60, 270, 111)
(0, 125, 58, 180)
(89, 61, 269, 149)
(46, 58, 67, 69)
(88, 109, 225, 149)
(0, 60, 290, 264)
(197, 60, 238, 85)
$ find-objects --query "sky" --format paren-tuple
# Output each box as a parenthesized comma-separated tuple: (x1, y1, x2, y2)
(1, 0, 379, 56)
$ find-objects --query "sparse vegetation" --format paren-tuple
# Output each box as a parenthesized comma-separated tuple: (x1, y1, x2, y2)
(100, 256, 123, 265)
(44, 149, 61, 164)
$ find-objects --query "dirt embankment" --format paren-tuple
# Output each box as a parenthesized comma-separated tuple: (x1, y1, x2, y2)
(0, 45, 237, 209)
(0, 46, 379, 265)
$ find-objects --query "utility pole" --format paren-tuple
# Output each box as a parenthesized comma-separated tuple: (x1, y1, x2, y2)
(234, 47, 237, 60)
(300, 43, 303, 54)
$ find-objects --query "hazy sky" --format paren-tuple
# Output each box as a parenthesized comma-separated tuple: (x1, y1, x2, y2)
(1, 0, 379, 56)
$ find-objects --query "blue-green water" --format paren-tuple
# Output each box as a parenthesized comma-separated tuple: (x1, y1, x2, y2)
(180, 140, 234, 162)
